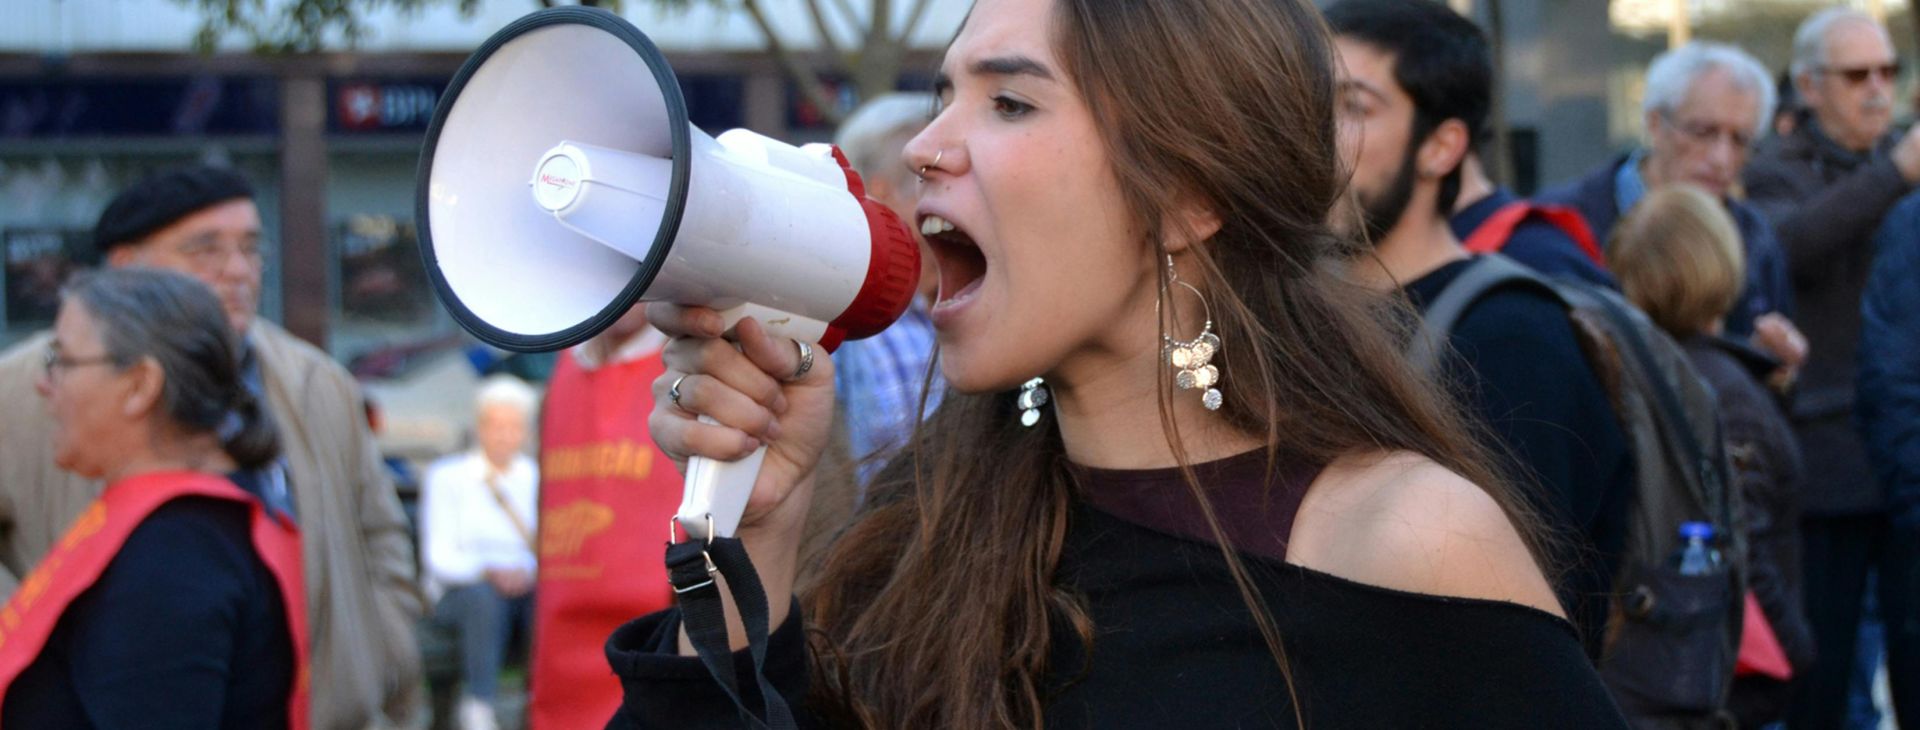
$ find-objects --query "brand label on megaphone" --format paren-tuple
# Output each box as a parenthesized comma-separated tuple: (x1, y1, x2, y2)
(532, 152, 585, 211)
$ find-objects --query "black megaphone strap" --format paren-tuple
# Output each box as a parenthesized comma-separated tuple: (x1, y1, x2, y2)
(667, 536, 798, 729)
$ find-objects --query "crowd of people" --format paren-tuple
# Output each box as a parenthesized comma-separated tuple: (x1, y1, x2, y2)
(0, 0, 1913, 727)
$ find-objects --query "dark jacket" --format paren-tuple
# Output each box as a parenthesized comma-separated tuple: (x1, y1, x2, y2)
(1682, 336, 1815, 725)
(1858, 193, 1920, 524)
(1745, 120, 1915, 515)
(1536, 154, 1794, 338)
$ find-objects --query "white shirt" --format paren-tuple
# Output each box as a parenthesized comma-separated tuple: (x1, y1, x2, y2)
(421, 450, 539, 600)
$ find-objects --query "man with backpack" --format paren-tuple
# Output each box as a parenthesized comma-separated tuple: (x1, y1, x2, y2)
(1331, 4, 1749, 723)
(1326, 0, 1633, 661)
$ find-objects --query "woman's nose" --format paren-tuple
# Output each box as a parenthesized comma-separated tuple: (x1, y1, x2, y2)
(902, 122, 962, 181)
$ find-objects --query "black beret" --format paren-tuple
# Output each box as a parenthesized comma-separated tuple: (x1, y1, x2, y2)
(92, 165, 255, 253)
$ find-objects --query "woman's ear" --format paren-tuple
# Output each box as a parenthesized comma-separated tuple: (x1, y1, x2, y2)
(120, 356, 165, 419)
(1164, 197, 1223, 254)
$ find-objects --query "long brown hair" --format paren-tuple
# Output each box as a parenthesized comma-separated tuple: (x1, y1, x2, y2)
(801, 0, 1540, 726)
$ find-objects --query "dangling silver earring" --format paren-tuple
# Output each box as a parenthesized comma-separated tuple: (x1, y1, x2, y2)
(1160, 256, 1223, 411)
(1017, 377, 1050, 427)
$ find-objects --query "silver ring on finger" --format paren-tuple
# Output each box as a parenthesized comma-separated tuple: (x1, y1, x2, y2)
(790, 340, 814, 382)
(669, 374, 691, 410)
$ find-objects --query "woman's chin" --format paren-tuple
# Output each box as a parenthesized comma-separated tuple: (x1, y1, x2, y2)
(52, 451, 96, 480)
(937, 349, 1044, 397)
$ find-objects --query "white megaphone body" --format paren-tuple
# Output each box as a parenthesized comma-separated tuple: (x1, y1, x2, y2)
(418, 7, 921, 541)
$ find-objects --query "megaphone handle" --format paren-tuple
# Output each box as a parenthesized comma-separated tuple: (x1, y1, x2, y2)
(674, 304, 825, 542)
(677, 416, 769, 541)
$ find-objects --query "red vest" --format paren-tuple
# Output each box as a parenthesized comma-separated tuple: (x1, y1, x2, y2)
(530, 348, 682, 730)
(0, 471, 309, 729)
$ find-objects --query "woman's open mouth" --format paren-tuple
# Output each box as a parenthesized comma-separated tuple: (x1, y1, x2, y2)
(920, 214, 987, 318)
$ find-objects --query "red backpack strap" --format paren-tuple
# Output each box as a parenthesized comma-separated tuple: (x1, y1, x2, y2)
(1463, 201, 1607, 268)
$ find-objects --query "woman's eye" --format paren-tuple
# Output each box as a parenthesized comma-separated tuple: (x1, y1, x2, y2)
(992, 95, 1034, 119)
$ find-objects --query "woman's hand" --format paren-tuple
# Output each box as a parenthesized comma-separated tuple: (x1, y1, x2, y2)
(485, 568, 534, 599)
(647, 303, 838, 653)
(646, 303, 837, 545)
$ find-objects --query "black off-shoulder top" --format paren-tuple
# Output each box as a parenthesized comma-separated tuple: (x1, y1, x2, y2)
(606, 448, 1629, 729)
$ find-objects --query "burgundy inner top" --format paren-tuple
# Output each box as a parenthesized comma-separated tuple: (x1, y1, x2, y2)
(1071, 447, 1325, 563)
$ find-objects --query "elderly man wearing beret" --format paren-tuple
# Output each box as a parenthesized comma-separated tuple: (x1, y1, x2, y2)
(0, 165, 424, 729)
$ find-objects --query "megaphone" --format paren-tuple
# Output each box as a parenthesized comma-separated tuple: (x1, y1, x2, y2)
(417, 7, 921, 541)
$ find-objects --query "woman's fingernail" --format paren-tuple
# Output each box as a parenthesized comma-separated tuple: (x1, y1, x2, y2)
(766, 418, 783, 441)
(772, 393, 790, 415)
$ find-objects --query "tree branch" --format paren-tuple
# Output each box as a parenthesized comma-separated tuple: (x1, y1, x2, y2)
(896, 0, 934, 46)
(738, 0, 845, 126)
(869, 0, 890, 47)
(802, 0, 847, 61)
(827, 0, 865, 40)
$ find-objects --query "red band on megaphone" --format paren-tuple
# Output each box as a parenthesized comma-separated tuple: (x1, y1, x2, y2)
(828, 146, 867, 198)
(825, 147, 921, 347)
(819, 326, 848, 354)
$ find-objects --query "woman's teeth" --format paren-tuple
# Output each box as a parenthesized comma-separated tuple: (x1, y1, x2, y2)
(920, 215, 957, 236)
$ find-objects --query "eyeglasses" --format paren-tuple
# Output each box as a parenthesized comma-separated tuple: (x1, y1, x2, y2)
(42, 348, 116, 380)
(1665, 115, 1754, 151)
(1820, 62, 1902, 86)
(175, 239, 266, 273)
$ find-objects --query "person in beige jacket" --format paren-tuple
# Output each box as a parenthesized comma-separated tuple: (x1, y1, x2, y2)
(0, 165, 423, 728)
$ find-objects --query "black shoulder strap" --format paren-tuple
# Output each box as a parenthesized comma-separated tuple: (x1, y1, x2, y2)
(667, 536, 798, 729)
(1410, 255, 1558, 373)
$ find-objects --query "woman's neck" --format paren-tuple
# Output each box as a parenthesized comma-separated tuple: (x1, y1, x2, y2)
(1048, 322, 1262, 471)
(483, 451, 518, 472)
(103, 432, 238, 484)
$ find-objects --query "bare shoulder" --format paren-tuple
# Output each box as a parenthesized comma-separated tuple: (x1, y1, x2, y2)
(1286, 450, 1564, 617)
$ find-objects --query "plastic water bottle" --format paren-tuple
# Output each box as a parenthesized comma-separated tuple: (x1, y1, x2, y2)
(1671, 521, 1722, 576)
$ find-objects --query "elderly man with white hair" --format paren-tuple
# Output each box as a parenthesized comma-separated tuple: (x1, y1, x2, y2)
(421, 374, 541, 730)
(1744, 8, 1920, 728)
(1540, 42, 1799, 352)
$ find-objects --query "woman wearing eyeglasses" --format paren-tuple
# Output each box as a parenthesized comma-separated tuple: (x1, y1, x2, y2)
(0, 268, 305, 730)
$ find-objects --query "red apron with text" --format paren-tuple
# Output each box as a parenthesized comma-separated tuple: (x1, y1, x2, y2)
(0, 471, 309, 729)
(530, 348, 682, 730)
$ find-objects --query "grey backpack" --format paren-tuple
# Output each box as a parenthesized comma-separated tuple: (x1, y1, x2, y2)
(1413, 254, 1744, 728)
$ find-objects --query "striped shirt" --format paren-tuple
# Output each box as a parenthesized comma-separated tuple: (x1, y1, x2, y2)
(832, 302, 942, 486)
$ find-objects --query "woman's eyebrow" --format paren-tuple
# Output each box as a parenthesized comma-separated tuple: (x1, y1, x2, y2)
(971, 55, 1055, 81)
(933, 54, 1058, 96)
